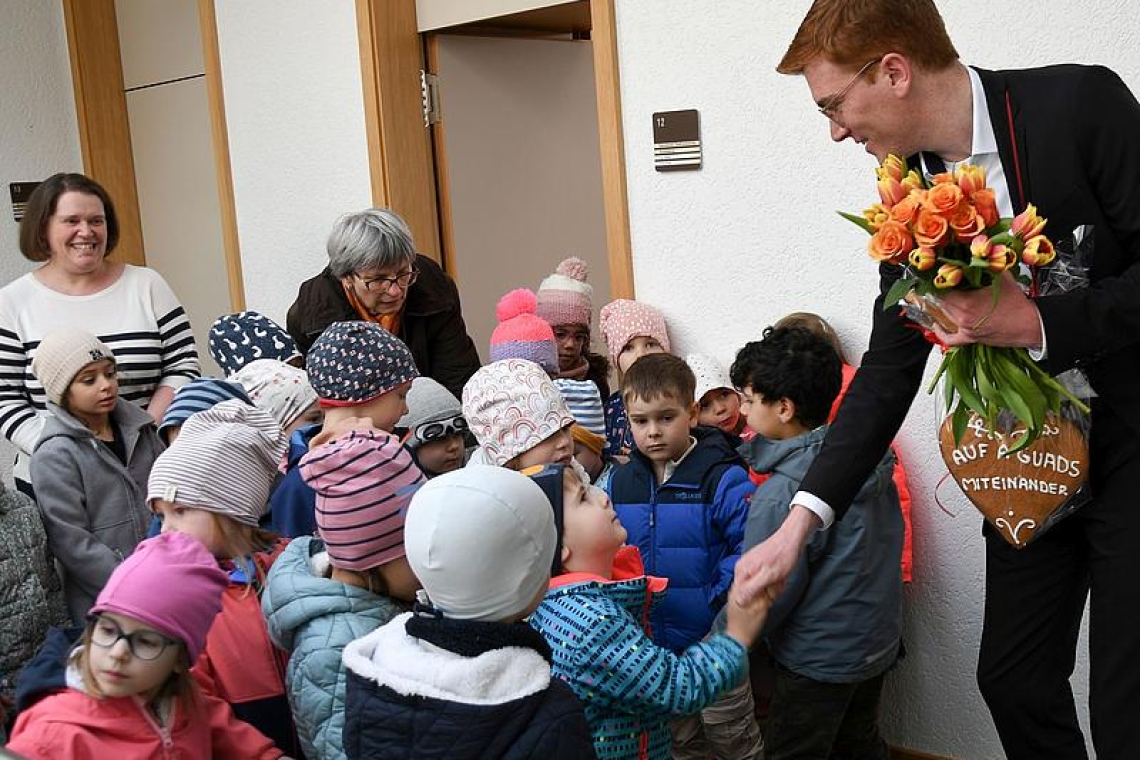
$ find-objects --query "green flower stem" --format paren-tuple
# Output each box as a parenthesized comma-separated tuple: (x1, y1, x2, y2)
(927, 344, 1091, 454)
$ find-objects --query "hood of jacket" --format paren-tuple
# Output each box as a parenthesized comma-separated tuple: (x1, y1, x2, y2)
(741, 426, 896, 502)
(34, 400, 156, 452)
(262, 536, 403, 652)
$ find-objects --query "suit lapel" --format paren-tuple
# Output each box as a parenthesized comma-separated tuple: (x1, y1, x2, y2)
(975, 66, 1029, 213)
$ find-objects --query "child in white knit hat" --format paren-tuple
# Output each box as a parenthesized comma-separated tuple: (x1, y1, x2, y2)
(461, 358, 577, 472)
(340, 465, 595, 758)
(29, 326, 166, 624)
(397, 376, 469, 478)
(233, 358, 322, 439)
(685, 353, 749, 438)
(147, 401, 299, 754)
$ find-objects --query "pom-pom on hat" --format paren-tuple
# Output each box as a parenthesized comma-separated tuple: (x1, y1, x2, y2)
(397, 377, 462, 441)
(233, 359, 318, 432)
(461, 359, 575, 466)
(301, 429, 424, 571)
(31, 327, 116, 407)
(404, 465, 556, 621)
(90, 532, 229, 662)
(599, 299, 671, 366)
(306, 321, 419, 407)
(685, 353, 738, 403)
(535, 256, 593, 329)
(488, 289, 558, 375)
(157, 378, 252, 440)
(208, 311, 300, 377)
(147, 400, 287, 527)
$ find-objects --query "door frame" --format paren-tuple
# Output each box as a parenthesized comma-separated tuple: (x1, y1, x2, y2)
(355, 0, 635, 298)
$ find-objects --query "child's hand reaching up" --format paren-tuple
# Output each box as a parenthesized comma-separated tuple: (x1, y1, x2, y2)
(724, 578, 779, 648)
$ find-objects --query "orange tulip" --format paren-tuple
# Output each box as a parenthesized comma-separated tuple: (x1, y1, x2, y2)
(934, 263, 963, 289)
(877, 154, 907, 182)
(1012, 204, 1047, 240)
(909, 246, 937, 271)
(970, 234, 992, 260)
(901, 169, 924, 195)
(877, 176, 908, 207)
(956, 164, 987, 195)
(868, 220, 914, 264)
(913, 209, 950, 248)
(863, 203, 891, 231)
(987, 243, 1015, 272)
(1021, 235, 1056, 267)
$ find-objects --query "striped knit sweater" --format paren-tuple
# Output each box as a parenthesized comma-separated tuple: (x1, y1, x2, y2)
(0, 265, 199, 478)
(529, 546, 747, 760)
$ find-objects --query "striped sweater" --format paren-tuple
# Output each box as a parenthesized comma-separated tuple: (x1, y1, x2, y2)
(529, 546, 747, 760)
(0, 265, 199, 477)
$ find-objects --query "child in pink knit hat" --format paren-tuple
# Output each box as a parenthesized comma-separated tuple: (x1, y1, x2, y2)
(488, 289, 558, 375)
(535, 256, 611, 398)
(7, 532, 285, 759)
(598, 299, 672, 460)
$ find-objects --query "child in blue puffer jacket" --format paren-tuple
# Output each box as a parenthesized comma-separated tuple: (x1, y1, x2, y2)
(262, 429, 424, 760)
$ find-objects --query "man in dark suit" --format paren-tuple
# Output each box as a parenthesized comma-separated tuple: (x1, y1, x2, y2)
(733, 1, 1140, 758)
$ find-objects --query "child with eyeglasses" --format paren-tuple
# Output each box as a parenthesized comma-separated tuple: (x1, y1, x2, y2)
(397, 377, 469, 478)
(7, 531, 288, 759)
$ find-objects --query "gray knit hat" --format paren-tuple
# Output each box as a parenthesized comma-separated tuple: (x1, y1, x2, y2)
(147, 400, 287, 526)
(31, 327, 116, 406)
(397, 377, 462, 434)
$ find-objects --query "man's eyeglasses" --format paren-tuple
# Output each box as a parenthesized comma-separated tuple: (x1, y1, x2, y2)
(88, 615, 178, 661)
(413, 416, 467, 445)
(354, 269, 419, 293)
(818, 59, 879, 125)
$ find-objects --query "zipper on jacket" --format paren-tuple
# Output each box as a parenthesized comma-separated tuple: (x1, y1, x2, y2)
(134, 696, 175, 753)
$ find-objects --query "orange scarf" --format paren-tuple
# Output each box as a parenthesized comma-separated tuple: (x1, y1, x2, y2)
(343, 281, 402, 335)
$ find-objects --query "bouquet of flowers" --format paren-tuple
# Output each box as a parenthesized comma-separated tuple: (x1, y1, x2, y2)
(841, 154, 1089, 453)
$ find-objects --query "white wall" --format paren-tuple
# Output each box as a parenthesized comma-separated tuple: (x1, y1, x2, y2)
(212, 0, 374, 327)
(438, 35, 610, 360)
(613, 1, 1140, 757)
(0, 0, 82, 485)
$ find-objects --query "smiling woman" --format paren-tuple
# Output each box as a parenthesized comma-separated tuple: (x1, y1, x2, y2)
(286, 207, 481, 398)
(0, 173, 200, 497)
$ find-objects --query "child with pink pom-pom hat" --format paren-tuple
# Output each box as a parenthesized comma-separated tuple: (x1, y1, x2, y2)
(488, 289, 559, 376)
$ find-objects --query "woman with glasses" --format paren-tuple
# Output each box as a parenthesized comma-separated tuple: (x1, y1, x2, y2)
(286, 208, 480, 399)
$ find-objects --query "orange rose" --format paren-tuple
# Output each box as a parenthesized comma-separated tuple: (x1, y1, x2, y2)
(971, 189, 1000, 229)
(909, 246, 937, 271)
(889, 194, 922, 226)
(913, 209, 950, 248)
(949, 200, 985, 241)
(927, 182, 964, 216)
(863, 203, 891, 231)
(1012, 204, 1047, 240)
(868, 220, 914, 264)
(934, 263, 963, 289)
(931, 172, 955, 185)
(956, 164, 987, 195)
(1022, 235, 1056, 267)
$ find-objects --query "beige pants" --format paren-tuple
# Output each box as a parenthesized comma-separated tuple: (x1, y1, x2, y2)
(671, 676, 765, 760)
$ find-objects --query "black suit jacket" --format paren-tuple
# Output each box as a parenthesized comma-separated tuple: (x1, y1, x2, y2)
(801, 64, 1140, 519)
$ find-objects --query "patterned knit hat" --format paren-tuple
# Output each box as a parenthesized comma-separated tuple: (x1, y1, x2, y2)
(233, 359, 318, 431)
(461, 359, 575, 466)
(488, 289, 558, 375)
(397, 377, 462, 434)
(208, 311, 301, 377)
(91, 532, 228, 662)
(536, 256, 593, 329)
(599, 299, 671, 366)
(404, 465, 556, 621)
(300, 429, 424, 571)
(31, 327, 115, 406)
(306, 321, 419, 407)
(685, 353, 738, 403)
(157, 378, 252, 440)
(147, 400, 287, 527)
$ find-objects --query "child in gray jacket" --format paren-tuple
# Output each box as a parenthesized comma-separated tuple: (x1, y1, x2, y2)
(29, 327, 164, 624)
(730, 326, 902, 760)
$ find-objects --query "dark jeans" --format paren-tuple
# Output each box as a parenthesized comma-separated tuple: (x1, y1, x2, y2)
(977, 405, 1140, 760)
(765, 665, 888, 760)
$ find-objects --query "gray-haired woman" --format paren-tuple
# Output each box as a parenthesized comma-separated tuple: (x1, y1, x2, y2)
(286, 208, 480, 399)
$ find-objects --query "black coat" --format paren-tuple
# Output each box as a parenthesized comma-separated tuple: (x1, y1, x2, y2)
(286, 255, 481, 399)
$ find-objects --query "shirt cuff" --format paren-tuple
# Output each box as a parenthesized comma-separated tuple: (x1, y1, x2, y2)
(1027, 310, 1047, 361)
(792, 491, 834, 530)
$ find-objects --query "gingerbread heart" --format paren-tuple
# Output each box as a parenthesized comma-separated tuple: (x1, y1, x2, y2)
(939, 412, 1088, 548)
